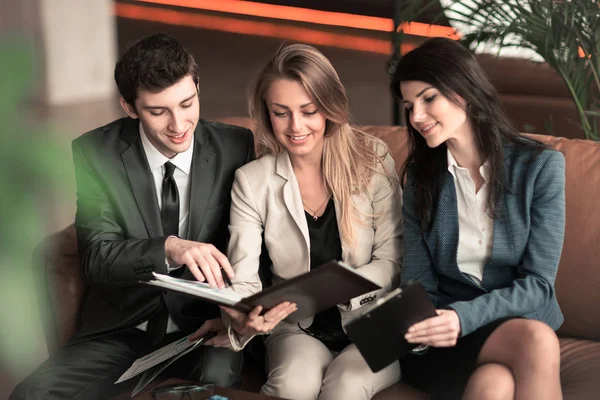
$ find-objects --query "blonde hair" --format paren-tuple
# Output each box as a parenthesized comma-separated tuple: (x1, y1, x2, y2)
(248, 43, 391, 250)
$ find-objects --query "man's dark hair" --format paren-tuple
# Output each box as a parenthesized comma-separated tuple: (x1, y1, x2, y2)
(114, 33, 199, 109)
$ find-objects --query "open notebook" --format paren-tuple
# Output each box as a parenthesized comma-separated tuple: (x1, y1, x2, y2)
(145, 260, 381, 323)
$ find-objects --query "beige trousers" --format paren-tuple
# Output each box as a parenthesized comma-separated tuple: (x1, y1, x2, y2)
(260, 323, 400, 400)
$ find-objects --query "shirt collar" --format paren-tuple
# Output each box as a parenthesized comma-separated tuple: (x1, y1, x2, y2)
(139, 123, 194, 175)
(447, 148, 490, 182)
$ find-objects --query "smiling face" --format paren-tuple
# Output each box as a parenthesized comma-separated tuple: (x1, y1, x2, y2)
(265, 78, 327, 162)
(120, 74, 199, 158)
(400, 80, 473, 149)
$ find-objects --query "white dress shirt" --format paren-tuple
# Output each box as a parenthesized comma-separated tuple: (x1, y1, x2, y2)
(140, 125, 193, 239)
(137, 123, 194, 333)
(447, 149, 493, 284)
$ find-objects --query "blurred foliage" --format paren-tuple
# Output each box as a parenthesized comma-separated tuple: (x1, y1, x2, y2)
(397, 0, 600, 140)
(0, 38, 73, 376)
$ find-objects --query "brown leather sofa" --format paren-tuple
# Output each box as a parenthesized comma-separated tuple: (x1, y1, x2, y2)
(474, 54, 584, 141)
(37, 118, 600, 399)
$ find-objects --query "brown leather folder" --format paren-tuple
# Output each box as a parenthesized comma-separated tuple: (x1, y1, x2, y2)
(345, 282, 437, 372)
(241, 260, 381, 323)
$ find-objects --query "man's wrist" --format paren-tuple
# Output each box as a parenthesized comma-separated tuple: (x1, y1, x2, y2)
(164, 235, 178, 257)
(164, 235, 181, 270)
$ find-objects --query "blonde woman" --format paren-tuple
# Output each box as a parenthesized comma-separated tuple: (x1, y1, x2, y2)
(222, 44, 402, 399)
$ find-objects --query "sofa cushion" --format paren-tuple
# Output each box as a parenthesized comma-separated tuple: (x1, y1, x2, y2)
(559, 337, 600, 399)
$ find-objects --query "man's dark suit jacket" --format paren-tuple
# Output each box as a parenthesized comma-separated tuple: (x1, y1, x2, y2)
(71, 117, 254, 342)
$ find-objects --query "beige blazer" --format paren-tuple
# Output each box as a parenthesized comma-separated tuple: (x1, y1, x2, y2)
(225, 146, 403, 350)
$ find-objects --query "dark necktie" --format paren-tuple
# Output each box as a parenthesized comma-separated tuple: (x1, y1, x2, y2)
(161, 161, 180, 237)
(148, 161, 180, 345)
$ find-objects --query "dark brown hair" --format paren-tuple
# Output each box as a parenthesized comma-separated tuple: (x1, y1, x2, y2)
(114, 33, 199, 109)
(391, 37, 545, 231)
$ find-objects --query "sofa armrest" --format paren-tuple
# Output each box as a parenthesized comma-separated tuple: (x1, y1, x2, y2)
(35, 224, 87, 354)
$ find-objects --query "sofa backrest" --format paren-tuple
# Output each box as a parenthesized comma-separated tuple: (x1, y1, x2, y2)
(530, 134, 600, 341)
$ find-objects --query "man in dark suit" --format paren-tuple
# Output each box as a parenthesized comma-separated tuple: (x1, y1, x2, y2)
(11, 33, 254, 400)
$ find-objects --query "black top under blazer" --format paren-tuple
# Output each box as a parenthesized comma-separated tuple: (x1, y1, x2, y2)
(402, 144, 566, 337)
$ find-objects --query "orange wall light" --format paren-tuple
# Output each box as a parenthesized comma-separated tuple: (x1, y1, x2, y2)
(116, 3, 417, 55)
(134, 0, 458, 39)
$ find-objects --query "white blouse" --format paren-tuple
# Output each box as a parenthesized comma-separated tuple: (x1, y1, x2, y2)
(447, 149, 493, 284)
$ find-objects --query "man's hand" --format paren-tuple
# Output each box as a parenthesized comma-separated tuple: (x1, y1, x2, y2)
(222, 302, 297, 337)
(188, 318, 231, 348)
(165, 237, 234, 288)
(405, 309, 461, 347)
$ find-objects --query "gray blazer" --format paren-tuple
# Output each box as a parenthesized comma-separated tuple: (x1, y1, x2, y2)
(226, 146, 403, 350)
(402, 145, 565, 337)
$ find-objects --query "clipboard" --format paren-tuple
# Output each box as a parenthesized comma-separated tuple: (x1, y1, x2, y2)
(345, 282, 437, 372)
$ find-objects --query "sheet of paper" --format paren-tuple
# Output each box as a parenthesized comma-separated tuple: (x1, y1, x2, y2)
(130, 337, 213, 397)
(147, 273, 245, 305)
(116, 335, 198, 383)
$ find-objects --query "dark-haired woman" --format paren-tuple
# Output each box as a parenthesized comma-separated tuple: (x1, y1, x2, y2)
(393, 37, 565, 400)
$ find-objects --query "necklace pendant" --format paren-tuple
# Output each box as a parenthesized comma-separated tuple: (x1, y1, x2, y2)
(313, 213, 318, 221)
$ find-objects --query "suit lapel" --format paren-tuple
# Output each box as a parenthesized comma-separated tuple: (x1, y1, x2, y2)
(483, 146, 514, 285)
(277, 153, 310, 246)
(187, 123, 216, 240)
(427, 172, 472, 283)
(120, 119, 162, 238)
